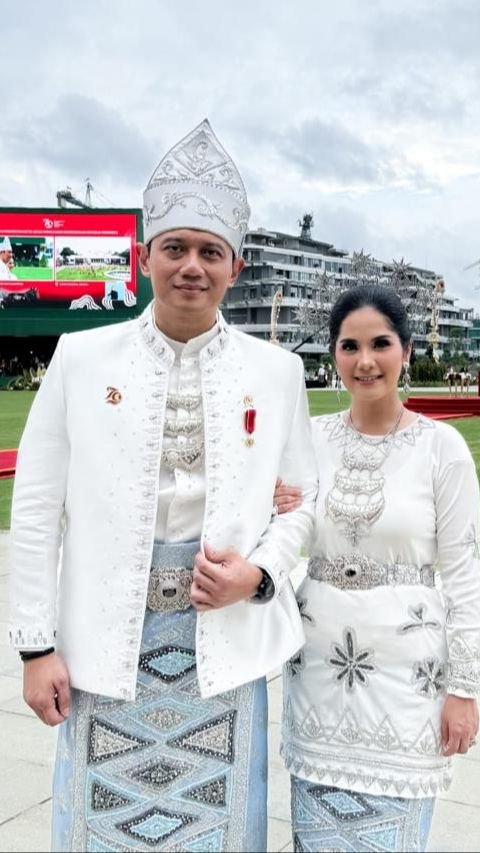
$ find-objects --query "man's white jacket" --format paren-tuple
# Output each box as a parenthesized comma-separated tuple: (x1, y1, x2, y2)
(9, 305, 317, 700)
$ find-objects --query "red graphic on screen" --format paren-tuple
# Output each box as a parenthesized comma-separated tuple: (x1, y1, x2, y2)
(0, 212, 138, 312)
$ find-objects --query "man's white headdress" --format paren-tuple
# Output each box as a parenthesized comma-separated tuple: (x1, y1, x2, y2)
(143, 119, 250, 257)
(0, 237, 12, 251)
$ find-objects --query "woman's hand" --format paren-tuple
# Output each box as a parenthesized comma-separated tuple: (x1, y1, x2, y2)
(441, 694, 479, 756)
(273, 477, 303, 515)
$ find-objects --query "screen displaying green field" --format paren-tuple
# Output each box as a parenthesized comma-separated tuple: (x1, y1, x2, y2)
(56, 266, 130, 281)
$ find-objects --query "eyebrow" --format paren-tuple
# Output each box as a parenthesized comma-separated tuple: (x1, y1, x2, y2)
(339, 333, 393, 343)
(159, 238, 226, 252)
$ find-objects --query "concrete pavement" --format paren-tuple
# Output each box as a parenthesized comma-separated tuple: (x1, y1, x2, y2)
(1, 530, 480, 852)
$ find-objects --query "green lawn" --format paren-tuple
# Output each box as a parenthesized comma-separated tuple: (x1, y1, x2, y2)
(13, 267, 53, 280)
(0, 391, 35, 529)
(56, 266, 130, 281)
(0, 389, 479, 529)
(0, 391, 35, 448)
(306, 389, 480, 477)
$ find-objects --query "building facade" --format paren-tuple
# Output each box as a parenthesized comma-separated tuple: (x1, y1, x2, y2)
(222, 226, 475, 362)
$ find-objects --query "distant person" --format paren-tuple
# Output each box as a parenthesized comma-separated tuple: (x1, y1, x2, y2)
(0, 237, 17, 280)
(316, 363, 327, 388)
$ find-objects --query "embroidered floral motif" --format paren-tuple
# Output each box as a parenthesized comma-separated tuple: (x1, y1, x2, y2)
(463, 524, 480, 560)
(296, 596, 315, 625)
(412, 657, 446, 698)
(397, 604, 441, 635)
(287, 650, 305, 678)
(328, 628, 376, 692)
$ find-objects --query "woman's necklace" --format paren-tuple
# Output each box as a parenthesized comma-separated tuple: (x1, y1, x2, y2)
(325, 404, 405, 547)
(347, 405, 405, 445)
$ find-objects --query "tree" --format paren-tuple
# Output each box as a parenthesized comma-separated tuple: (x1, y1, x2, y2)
(294, 253, 434, 352)
(60, 247, 75, 260)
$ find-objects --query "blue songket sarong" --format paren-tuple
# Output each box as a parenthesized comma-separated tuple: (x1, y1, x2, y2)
(51, 542, 268, 852)
(291, 776, 435, 853)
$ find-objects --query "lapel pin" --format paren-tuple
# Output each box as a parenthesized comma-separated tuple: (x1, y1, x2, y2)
(106, 386, 122, 405)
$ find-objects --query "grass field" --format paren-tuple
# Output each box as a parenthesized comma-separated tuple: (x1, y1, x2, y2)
(56, 266, 130, 281)
(0, 389, 479, 529)
(12, 267, 53, 280)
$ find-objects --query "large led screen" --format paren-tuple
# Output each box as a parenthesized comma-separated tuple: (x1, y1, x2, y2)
(0, 211, 138, 311)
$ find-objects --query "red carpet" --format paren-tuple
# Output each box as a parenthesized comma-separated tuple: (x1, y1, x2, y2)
(405, 396, 480, 420)
(0, 449, 17, 479)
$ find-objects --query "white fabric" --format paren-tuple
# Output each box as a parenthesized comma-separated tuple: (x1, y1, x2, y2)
(8, 303, 317, 700)
(0, 236, 12, 251)
(143, 119, 250, 256)
(282, 412, 480, 798)
(0, 258, 16, 280)
(150, 311, 218, 543)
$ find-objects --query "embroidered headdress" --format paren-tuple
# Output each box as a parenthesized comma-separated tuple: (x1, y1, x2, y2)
(143, 119, 250, 256)
(0, 237, 12, 252)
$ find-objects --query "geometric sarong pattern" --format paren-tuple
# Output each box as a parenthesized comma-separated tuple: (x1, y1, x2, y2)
(292, 776, 435, 852)
(51, 604, 268, 851)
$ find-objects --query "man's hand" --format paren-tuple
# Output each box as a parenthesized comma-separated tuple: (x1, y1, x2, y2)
(23, 653, 71, 727)
(441, 694, 479, 756)
(191, 542, 263, 611)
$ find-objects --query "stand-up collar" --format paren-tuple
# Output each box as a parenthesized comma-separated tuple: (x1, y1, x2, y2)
(138, 301, 230, 366)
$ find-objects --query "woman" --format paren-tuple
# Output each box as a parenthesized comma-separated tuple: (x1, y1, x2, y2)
(275, 284, 480, 852)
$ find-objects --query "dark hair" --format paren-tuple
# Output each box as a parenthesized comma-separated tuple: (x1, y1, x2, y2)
(329, 284, 411, 355)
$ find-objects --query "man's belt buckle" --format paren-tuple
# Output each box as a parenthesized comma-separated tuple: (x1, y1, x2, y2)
(147, 567, 192, 613)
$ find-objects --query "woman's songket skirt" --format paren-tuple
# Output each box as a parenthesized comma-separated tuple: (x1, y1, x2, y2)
(291, 776, 435, 853)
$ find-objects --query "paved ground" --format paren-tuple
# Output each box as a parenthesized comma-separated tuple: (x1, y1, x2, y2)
(1, 531, 480, 852)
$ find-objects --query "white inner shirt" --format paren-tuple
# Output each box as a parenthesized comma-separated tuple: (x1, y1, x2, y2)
(150, 311, 219, 544)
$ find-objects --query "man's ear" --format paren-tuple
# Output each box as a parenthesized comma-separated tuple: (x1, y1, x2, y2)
(136, 242, 150, 276)
(230, 256, 245, 287)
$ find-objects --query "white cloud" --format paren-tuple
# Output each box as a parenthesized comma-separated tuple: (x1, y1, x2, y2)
(1, 0, 479, 311)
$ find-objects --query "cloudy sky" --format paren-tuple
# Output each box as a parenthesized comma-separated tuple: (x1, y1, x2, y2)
(2, 0, 480, 311)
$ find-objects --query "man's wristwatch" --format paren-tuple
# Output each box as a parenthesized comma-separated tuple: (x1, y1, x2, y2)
(19, 647, 55, 662)
(252, 568, 275, 602)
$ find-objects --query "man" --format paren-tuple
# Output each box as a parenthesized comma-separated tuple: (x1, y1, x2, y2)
(9, 119, 317, 852)
(0, 236, 17, 279)
(316, 362, 326, 388)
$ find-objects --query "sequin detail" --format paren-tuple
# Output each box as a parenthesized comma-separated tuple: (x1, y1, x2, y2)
(161, 394, 204, 471)
(322, 414, 433, 547)
(308, 554, 434, 591)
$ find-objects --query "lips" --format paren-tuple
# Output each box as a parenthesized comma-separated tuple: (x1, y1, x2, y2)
(355, 375, 382, 383)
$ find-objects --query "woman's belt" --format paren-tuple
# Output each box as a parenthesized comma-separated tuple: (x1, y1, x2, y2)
(147, 540, 200, 613)
(307, 553, 435, 591)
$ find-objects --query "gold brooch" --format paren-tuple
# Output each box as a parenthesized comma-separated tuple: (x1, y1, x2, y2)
(105, 386, 122, 405)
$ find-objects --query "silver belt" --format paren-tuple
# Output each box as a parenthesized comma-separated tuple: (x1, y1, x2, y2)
(307, 553, 435, 591)
(146, 540, 199, 613)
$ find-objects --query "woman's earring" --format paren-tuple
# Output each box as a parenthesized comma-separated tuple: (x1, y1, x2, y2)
(401, 361, 411, 395)
(335, 368, 342, 403)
